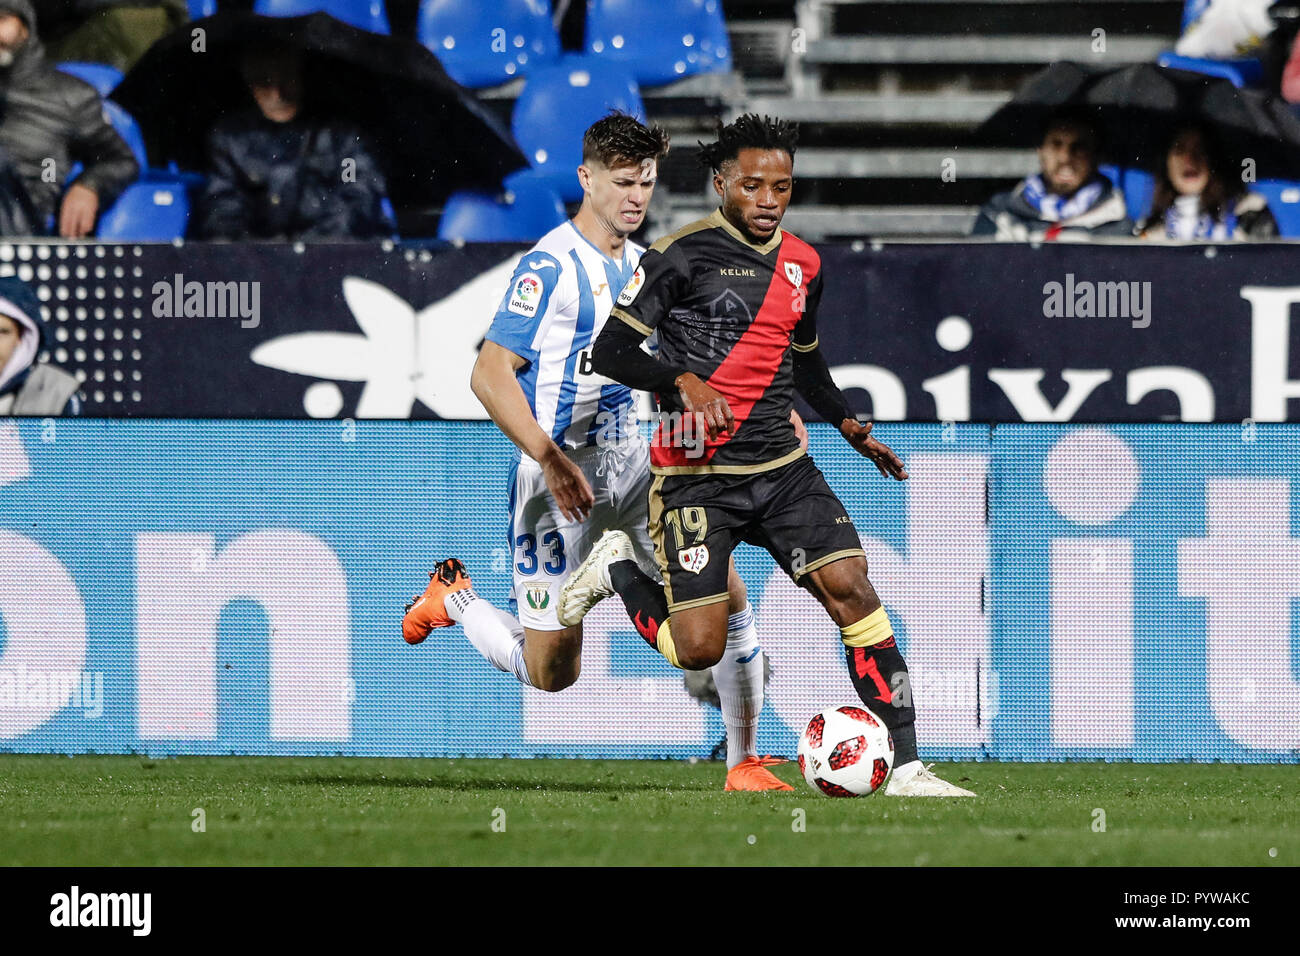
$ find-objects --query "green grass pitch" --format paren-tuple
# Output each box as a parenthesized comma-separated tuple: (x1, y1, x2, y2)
(0, 755, 1293, 866)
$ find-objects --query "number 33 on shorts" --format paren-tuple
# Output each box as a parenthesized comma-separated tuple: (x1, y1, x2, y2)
(515, 530, 566, 576)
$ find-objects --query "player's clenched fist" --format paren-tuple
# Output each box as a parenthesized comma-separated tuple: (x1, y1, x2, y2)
(675, 371, 735, 440)
(540, 445, 595, 521)
(840, 419, 909, 481)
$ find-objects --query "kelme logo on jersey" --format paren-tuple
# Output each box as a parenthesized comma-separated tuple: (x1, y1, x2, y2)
(525, 585, 550, 610)
(784, 262, 803, 289)
(616, 266, 645, 307)
(508, 272, 543, 317)
(678, 545, 710, 575)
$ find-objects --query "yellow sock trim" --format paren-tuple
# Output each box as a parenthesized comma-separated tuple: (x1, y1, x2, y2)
(656, 620, 683, 669)
(840, 607, 893, 648)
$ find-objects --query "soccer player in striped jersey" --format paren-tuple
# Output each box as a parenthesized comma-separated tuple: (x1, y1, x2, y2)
(402, 113, 789, 791)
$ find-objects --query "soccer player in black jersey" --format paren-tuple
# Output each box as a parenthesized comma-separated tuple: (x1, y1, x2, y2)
(558, 114, 974, 796)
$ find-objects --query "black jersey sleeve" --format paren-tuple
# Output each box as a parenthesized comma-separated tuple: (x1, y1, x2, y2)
(790, 272, 852, 424)
(592, 317, 688, 394)
(609, 243, 689, 336)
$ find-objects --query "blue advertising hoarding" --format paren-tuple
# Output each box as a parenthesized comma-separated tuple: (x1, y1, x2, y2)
(0, 419, 1296, 761)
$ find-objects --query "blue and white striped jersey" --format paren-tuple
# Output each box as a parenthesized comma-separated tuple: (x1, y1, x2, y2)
(485, 220, 643, 455)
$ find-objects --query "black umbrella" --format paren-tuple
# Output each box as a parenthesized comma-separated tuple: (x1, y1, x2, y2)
(111, 11, 528, 207)
(975, 60, 1106, 146)
(979, 61, 1300, 178)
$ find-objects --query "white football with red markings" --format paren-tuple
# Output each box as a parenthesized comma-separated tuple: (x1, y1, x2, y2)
(796, 704, 894, 797)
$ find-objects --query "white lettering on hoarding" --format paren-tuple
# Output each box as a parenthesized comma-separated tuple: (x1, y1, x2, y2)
(135, 531, 352, 741)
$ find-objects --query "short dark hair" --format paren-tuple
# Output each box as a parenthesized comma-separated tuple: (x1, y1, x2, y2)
(1041, 108, 1101, 149)
(698, 113, 799, 172)
(582, 112, 670, 168)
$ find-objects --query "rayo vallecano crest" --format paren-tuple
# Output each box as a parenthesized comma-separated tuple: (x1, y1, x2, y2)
(784, 262, 803, 289)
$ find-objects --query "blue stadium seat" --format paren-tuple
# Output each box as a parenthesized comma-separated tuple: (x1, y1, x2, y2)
(188, 0, 217, 18)
(252, 0, 390, 34)
(511, 57, 644, 202)
(96, 180, 190, 241)
(1156, 51, 1263, 88)
(378, 195, 400, 239)
(1098, 164, 1127, 209)
(437, 170, 567, 242)
(1249, 180, 1300, 237)
(1099, 164, 1155, 223)
(103, 103, 148, 170)
(418, 0, 559, 88)
(585, 0, 731, 86)
(56, 63, 147, 168)
(56, 61, 124, 97)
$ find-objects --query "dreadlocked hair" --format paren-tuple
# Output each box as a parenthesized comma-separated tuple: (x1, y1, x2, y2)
(582, 111, 670, 167)
(697, 114, 799, 172)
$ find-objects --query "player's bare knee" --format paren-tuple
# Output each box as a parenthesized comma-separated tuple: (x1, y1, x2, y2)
(675, 644, 723, 670)
(671, 628, 725, 670)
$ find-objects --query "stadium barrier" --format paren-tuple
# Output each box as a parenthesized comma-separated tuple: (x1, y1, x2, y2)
(9, 238, 1300, 422)
(1, 418, 1296, 761)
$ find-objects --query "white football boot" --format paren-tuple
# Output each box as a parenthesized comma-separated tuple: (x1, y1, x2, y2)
(884, 761, 976, 797)
(557, 529, 634, 627)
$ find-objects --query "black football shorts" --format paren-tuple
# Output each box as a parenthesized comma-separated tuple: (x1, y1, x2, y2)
(647, 453, 866, 613)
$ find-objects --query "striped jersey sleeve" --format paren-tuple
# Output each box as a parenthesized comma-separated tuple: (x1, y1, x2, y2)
(485, 250, 568, 364)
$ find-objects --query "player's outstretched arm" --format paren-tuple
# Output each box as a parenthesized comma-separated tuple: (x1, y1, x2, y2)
(791, 345, 908, 481)
(471, 341, 595, 520)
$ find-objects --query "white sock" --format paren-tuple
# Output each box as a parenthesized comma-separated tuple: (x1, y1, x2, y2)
(711, 604, 763, 769)
(445, 588, 533, 687)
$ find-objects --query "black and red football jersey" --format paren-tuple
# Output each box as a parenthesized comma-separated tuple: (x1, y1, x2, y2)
(609, 209, 823, 474)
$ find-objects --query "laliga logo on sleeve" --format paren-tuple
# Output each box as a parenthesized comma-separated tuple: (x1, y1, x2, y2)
(508, 272, 543, 317)
(616, 266, 645, 307)
(678, 544, 710, 574)
(784, 262, 803, 289)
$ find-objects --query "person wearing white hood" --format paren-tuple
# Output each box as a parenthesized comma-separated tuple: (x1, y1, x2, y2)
(0, 274, 80, 414)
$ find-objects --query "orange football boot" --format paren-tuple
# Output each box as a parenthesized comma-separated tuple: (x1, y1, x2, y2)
(402, 558, 472, 644)
(725, 756, 795, 791)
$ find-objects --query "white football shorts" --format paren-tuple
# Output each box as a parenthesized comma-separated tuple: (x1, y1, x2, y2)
(508, 439, 660, 631)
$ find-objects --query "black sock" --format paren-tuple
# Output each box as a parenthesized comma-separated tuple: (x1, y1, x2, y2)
(609, 559, 670, 649)
(845, 638, 919, 765)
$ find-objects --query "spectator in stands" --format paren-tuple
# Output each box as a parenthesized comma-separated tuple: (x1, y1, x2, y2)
(0, 275, 80, 415)
(197, 43, 393, 241)
(970, 113, 1132, 240)
(1134, 124, 1277, 240)
(0, 0, 139, 237)
(33, 0, 187, 73)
